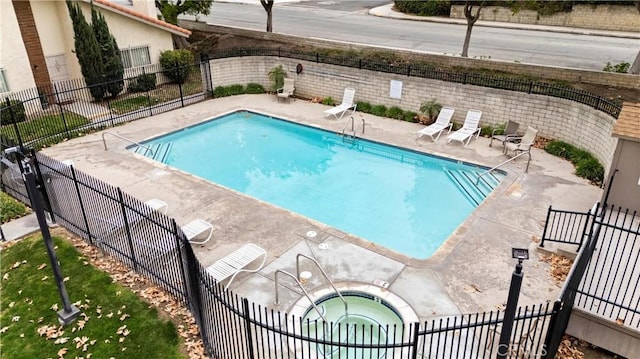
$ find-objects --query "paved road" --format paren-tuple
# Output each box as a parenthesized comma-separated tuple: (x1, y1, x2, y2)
(187, 1, 639, 70)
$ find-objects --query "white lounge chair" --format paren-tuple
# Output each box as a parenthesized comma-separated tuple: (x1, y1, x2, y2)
(181, 218, 214, 244)
(206, 243, 267, 291)
(416, 107, 455, 141)
(277, 78, 295, 102)
(447, 109, 483, 147)
(324, 88, 357, 120)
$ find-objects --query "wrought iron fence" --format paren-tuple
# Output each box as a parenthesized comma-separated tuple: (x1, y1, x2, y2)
(540, 205, 594, 249)
(208, 47, 622, 118)
(576, 205, 640, 329)
(0, 61, 211, 150)
(2, 152, 557, 358)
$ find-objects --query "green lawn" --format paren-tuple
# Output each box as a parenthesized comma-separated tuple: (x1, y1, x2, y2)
(0, 236, 186, 359)
(0, 113, 90, 146)
(109, 95, 161, 114)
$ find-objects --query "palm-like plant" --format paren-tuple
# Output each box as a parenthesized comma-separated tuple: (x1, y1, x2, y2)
(268, 65, 287, 92)
(419, 99, 442, 122)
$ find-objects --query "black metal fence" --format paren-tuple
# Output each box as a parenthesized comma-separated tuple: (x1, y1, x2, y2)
(208, 47, 622, 118)
(540, 206, 594, 250)
(2, 152, 557, 358)
(1, 61, 211, 150)
(543, 202, 640, 354)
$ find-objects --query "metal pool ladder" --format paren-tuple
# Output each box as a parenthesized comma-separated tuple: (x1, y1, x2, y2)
(342, 116, 365, 141)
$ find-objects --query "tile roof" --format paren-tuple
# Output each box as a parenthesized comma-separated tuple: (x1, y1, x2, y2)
(612, 102, 640, 141)
(91, 0, 191, 37)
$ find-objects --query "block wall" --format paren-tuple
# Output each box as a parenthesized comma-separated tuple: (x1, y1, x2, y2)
(450, 4, 640, 33)
(211, 56, 617, 169)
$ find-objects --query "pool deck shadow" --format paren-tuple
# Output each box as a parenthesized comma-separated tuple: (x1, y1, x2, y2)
(41, 94, 603, 320)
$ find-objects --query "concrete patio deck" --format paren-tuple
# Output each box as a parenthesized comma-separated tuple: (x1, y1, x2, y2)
(40, 94, 603, 320)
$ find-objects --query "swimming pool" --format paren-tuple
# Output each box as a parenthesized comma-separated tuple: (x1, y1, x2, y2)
(133, 110, 503, 258)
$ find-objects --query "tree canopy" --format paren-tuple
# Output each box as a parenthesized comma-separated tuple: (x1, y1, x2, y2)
(155, 0, 213, 25)
(92, 8, 124, 98)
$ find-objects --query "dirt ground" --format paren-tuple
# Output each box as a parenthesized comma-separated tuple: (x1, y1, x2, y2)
(187, 30, 640, 105)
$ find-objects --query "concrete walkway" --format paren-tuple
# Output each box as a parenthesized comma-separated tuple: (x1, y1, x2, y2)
(369, 4, 640, 40)
(1, 213, 40, 242)
(35, 94, 602, 320)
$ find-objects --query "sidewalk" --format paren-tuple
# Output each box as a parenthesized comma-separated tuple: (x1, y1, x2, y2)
(1, 213, 40, 242)
(369, 4, 640, 40)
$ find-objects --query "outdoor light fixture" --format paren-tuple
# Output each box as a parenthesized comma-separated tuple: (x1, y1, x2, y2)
(511, 247, 529, 262)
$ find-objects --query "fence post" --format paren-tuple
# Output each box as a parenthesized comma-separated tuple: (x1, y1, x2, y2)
(528, 81, 533, 94)
(117, 188, 138, 272)
(52, 84, 70, 140)
(410, 322, 420, 359)
(541, 300, 562, 359)
(407, 65, 411, 77)
(29, 150, 56, 223)
(177, 61, 185, 107)
(316, 52, 319, 63)
(540, 205, 552, 248)
(143, 67, 152, 117)
(463, 73, 467, 85)
(497, 257, 526, 359)
(242, 298, 255, 359)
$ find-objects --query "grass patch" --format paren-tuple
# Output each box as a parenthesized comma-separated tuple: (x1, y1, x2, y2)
(0, 113, 90, 146)
(109, 95, 161, 114)
(0, 192, 28, 223)
(545, 140, 604, 184)
(0, 236, 185, 359)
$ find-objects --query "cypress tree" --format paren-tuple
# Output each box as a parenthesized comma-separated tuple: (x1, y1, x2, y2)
(66, 1, 105, 101)
(91, 8, 124, 98)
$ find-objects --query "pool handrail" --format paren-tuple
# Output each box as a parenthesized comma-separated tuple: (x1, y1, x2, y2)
(102, 131, 154, 157)
(476, 151, 529, 185)
(341, 116, 365, 139)
(274, 269, 328, 323)
(296, 253, 348, 315)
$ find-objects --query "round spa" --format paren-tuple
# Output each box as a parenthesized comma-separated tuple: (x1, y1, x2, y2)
(288, 282, 419, 359)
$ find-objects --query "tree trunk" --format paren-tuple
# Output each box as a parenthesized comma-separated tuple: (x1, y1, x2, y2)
(261, 0, 274, 33)
(461, 1, 483, 58)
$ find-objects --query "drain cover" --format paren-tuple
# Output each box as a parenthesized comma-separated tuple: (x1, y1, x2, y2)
(306, 230, 317, 238)
(318, 243, 329, 250)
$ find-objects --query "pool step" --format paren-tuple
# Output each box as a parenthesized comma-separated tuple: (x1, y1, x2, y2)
(446, 169, 501, 206)
(133, 142, 172, 162)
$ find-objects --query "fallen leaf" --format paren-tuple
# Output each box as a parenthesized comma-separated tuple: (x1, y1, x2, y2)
(37, 263, 47, 270)
(57, 348, 67, 358)
(616, 317, 624, 326)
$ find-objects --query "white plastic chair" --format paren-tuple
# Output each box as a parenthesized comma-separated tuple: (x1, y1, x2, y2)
(417, 107, 455, 141)
(324, 88, 357, 120)
(277, 78, 295, 102)
(206, 243, 267, 291)
(446, 109, 483, 147)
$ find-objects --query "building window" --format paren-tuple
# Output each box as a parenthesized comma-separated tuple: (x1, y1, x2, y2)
(120, 46, 151, 69)
(0, 68, 9, 93)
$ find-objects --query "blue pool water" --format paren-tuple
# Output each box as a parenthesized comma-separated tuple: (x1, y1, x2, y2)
(134, 110, 503, 259)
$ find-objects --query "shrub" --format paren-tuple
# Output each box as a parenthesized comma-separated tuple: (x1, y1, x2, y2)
(602, 61, 630, 73)
(356, 101, 372, 114)
(575, 158, 604, 184)
(0, 191, 27, 224)
(127, 73, 157, 92)
(545, 140, 575, 160)
(159, 49, 194, 84)
(480, 124, 495, 137)
(227, 84, 245, 96)
(370, 105, 387, 117)
(403, 111, 418, 123)
(0, 99, 27, 124)
(394, 0, 450, 16)
(245, 83, 265, 94)
(419, 99, 442, 121)
(213, 86, 230, 98)
(386, 106, 405, 120)
(321, 97, 335, 106)
(545, 140, 604, 184)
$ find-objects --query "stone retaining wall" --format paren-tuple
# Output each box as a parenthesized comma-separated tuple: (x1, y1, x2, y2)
(450, 4, 640, 32)
(210, 56, 617, 170)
